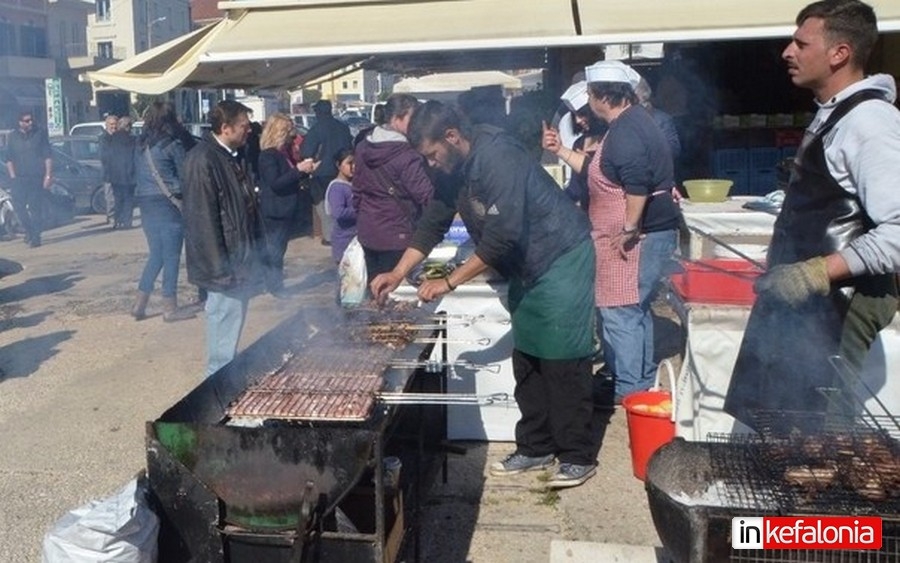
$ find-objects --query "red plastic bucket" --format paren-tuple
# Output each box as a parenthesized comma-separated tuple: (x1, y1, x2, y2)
(621, 361, 677, 481)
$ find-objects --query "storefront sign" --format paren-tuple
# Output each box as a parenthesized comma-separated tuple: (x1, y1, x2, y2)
(45, 78, 64, 136)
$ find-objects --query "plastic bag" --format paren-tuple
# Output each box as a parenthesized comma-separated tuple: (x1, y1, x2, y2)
(42, 475, 159, 563)
(339, 236, 367, 307)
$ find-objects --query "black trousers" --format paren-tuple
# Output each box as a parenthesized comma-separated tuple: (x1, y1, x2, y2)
(362, 246, 405, 279)
(112, 183, 135, 227)
(262, 216, 291, 292)
(11, 178, 44, 243)
(512, 349, 596, 465)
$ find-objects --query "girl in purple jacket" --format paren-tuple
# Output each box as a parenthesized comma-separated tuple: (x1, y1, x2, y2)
(325, 148, 357, 263)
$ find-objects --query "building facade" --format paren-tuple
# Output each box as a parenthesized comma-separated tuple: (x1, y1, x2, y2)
(85, 0, 191, 118)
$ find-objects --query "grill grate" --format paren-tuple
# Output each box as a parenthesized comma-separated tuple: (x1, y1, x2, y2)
(749, 411, 900, 515)
(706, 434, 781, 512)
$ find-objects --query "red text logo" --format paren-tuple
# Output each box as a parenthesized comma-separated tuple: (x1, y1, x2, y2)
(732, 516, 882, 550)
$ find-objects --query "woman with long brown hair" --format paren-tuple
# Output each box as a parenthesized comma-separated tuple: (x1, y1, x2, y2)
(257, 113, 318, 296)
(131, 101, 195, 322)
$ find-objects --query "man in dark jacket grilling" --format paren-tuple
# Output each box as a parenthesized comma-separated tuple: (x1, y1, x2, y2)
(182, 100, 265, 377)
(371, 101, 598, 489)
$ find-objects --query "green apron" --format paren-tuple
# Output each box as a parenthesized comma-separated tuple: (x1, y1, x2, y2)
(508, 240, 596, 359)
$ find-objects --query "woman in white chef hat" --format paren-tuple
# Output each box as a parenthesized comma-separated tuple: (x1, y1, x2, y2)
(543, 60, 682, 404)
(557, 80, 607, 209)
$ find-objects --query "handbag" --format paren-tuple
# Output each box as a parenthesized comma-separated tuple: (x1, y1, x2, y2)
(144, 147, 182, 211)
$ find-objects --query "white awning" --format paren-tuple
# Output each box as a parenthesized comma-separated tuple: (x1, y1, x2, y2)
(576, 0, 900, 43)
(87, 0, 900, 94)
(394, 71, 522, 94)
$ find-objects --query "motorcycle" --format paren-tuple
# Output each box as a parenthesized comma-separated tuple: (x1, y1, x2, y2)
(0, 183, 76, 240)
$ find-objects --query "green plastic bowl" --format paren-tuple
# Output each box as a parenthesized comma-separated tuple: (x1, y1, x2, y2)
(683, 179, 733, 203)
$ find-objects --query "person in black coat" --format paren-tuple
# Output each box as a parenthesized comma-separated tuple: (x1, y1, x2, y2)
(106, 116, 137, 228)
(299, 100, 352, 245)
(257, 113, 318, 296)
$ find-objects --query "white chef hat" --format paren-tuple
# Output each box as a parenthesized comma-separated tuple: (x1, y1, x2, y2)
(560, 81, 588, 112)
(584, 60, 643, 90)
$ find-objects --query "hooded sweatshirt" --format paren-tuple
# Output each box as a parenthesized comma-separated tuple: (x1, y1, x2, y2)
(808, 73, 900, 276)
(352, 126, 434, 251)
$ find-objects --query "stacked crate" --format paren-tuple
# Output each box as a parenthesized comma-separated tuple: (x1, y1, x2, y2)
(748, 147, 781, 196)
(712, 149, 748, 195)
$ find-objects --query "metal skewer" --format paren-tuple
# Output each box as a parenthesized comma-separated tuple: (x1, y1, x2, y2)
(388, 359, 502, 373)
(686, 224, 768, 271)
(378, 392, 512, 406)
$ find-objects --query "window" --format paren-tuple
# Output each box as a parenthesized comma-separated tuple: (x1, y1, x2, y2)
(352, 80, 358, 88)
(0, 21, 15, 56)
(342, 81, 348, 89)
(97, 41, 113, 58)
(20, 23, 47, 57)
(96, 0, 111, 22)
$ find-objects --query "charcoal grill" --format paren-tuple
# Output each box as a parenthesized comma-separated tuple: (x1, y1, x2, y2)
(147, 305, 457, 563)
(646, 429, 900, 562)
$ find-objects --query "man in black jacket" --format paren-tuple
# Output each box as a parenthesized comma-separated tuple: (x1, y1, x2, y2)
(300, 100, 352, 245)
(4, 111, 52, 247)
(182, 100, 264, 377)
(371, 101, 598, 489)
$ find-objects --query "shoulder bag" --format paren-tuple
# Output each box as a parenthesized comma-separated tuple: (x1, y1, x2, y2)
(144, 146, 182, 211)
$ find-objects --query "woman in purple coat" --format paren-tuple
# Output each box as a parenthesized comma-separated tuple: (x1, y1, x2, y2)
(352, 94, 435, 277)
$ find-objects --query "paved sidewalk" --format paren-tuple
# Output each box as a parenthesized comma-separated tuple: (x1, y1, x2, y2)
(0, 215, 669, 562)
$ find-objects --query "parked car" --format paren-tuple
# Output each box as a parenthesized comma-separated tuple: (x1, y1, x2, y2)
(1, 146, 106, 215)
(49, 148, 107, 214)
(291, 114, 317, 131)
(50, 135, 103, 168)
(69, 121, 144, 138)
(341, 115, 373, 138)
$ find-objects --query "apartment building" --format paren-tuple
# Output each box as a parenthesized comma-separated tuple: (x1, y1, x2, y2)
(85, 0, 191, 117)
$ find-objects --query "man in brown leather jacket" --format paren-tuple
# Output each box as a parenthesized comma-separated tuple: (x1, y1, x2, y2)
(182, 100, 265, 377)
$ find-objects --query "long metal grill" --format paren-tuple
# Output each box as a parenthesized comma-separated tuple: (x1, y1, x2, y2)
(225, 345, 399, 422)
(224, 307, 442, 422)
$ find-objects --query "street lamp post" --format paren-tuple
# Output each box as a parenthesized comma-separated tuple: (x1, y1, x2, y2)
(147, 15, 166, 49)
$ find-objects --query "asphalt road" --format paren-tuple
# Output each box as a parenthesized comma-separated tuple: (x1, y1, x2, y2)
(0, 214, 668, 562)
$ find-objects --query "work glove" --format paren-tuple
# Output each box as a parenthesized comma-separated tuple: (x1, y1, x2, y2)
(754, 256, 830, 306)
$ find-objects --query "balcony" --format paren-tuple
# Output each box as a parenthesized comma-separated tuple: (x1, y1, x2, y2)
(0, 54, 55, 79)
(66, 42, 127, 70)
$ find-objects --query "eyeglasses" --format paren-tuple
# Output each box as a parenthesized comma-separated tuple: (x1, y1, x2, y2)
(20, 118, 33, 123)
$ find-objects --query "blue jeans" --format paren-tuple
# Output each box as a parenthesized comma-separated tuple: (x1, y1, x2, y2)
(205, 290, 249, 377)
(137, 196, 183, 297)
(599, 229, 678, 397)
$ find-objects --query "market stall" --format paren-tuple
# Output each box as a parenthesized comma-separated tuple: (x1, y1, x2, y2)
(672, 199, 900, 442)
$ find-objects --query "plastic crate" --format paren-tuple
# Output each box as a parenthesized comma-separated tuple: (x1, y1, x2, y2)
(669, 259, 763, 305)
(748, 147, 781, 196)
(781, 145, 798, 162)
(712, 149, 748, 195)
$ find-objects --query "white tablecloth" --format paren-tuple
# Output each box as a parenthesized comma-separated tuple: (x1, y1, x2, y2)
(670, 292, 900, 441)
(681, 197, 777, 259)
(393, 281, 517, 441)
